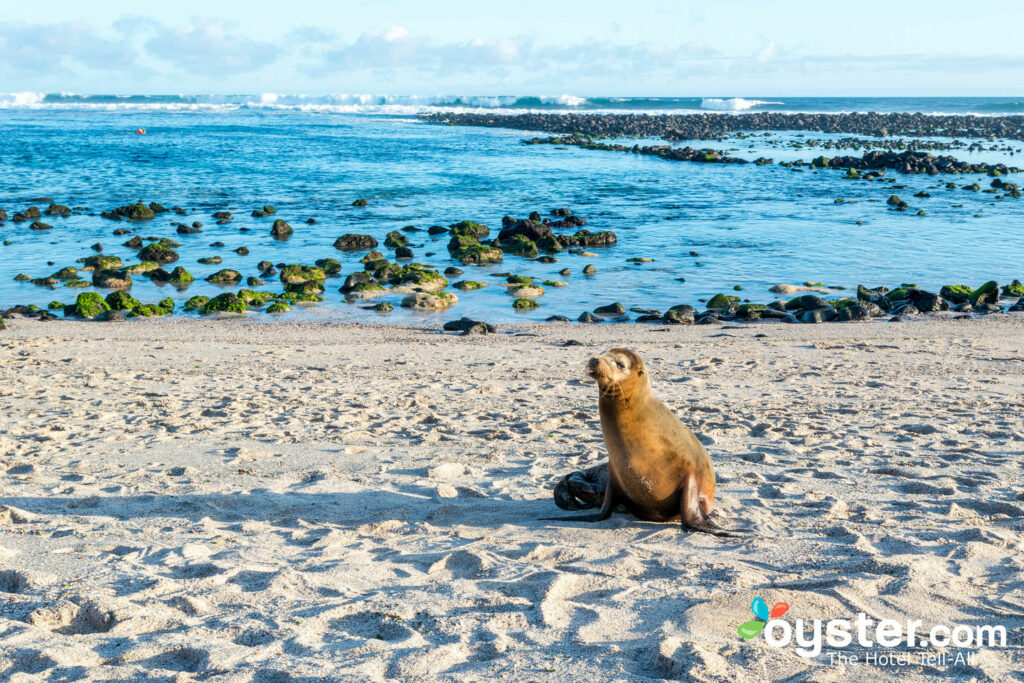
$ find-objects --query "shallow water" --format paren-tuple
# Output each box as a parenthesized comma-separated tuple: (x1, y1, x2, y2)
(1, 100, 1023, 323)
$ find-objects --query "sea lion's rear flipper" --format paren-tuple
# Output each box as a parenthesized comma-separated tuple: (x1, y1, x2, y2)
(553, 464, 608, 510)
(681, 475, 737, 537)
(543, 468, 617, 523)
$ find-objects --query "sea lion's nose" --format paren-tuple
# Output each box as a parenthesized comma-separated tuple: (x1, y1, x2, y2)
(588, 357, 601, 371)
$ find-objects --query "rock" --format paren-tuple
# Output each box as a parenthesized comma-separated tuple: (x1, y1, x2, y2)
(594, 302, 625, 316)
(770, 283, 830, 294)
(235, 246, 249, 256)
(200, 293, 246, 314)
(706, 293, 738, 309)
(663, 305, 696, 324)
(334, 234, 379, 251)
(578, 311, 601, 323)
(909, 289, 948, 312)
(176, 223, 201, 234)
(513, 298, 540, 310)
(497, 219, 550, 243)
(837, 303, 871, 321)
(444, 266, 464, 276)
(51, 266, 78, 280)
(205, 269, 242, 284)
(352, 198, 368, 207)
(270, 219, 293, 239)
(510, 286, 544, 298)
(105, 291, 140, 310)
(401, 292, 458, 310)
(341, 271, 377, 292)
(801, 306, 837, 323)
(500, 235, 538, 258)
(92, 269, 132, 289)
(183, 295, 209, 311)
(546, 315, 571, 322)
(395, 246, 414, 259)
(197, 256, 222, 265)
(212, 211, 232, 220)
(447, 236, 502, 264)
(582, 264, 596, 275)
(1001, 279, 1024, 297)
(798, 294, 830, 310)
(857, 284, 891, 310)
(372, 302, 393, 312)
(137, 243, 179, 264)
(166, 267, 194, 286)
(70, 292, 110, 319)
(453, 281, 484, 290)
(315, 258, 342, 275)
(695, 316, 721, 325)
(29, 221, 53, 230)
(449, 221, 490, 239)
(279, 264, 325, 286)
(969, 281, 1000, 306)
(266, 301, 291, 313)
(428, 225, 449, 235)
(443, 317, 496, 334)
(96, 309, 126, 322)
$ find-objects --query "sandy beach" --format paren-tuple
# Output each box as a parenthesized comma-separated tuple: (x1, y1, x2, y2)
(2, 315, 1023, 681)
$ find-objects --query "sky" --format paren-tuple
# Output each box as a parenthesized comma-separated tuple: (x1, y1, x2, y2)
(2, 0, 1024, 96)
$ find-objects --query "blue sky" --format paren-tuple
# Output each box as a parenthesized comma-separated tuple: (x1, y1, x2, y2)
(2, 0, 1024, 95)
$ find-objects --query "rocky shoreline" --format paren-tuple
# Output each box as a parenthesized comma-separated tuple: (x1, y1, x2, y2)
(3, 197, 1024, 329)
(421, 111, 1024, 142)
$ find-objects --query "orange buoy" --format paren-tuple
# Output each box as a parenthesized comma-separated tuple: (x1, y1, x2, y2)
(136, 128, 146, 135)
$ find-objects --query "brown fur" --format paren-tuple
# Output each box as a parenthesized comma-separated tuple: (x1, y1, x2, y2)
(588, 348, 717, 529)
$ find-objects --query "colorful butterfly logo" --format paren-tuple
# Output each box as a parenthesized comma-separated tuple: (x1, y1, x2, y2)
(737, 597, 789, 639)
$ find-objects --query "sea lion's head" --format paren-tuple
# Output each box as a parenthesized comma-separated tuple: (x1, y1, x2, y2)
(587, 348, 648, 398)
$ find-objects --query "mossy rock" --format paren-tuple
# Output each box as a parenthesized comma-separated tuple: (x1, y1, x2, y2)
(266, 302, 291, 313)
(72, 292, 110, 318)
(384, 231, 409, 248)
(159, 298, 174, 313)
(506, 275, 533, 286)
(51, 266, 78, 280)
(200, 293, 247, 315)
(351, 281, 384, 292)
(183, 295, 210, 311)
(81, 254, 123, 271)
(736, 303, 767, 315)
(939, 284, 972, 304)
(125, 261, 160, 274)
(14, 273, 31, 281)
(447, 236, 503, 265)
(206, 269, 242, 284)
(582, 264, 597, 275)
(706, 293, 739, 309)
(315, 258, 342, 275)
(887, 285, 919, 301)
(969, 280, 1000, 306)
(536, 235, 563, 252)
(352, 198, 368, 207)
(32, 277, 59, 287)
(372, 302, 393, 312)
(270, 219, 293, 239)
(92, 269, 133, 289)
(513, 298, 541, 310)
(335, 234, 378, 251)
(594, 302, 625, 316)
(360, 249, 385, 263)
(128, 303, 169, 318)
(280, 292, 323, 303)
(167, 267, 194, 286)
(279, 264, 325, 285)
(114, 201, 155, 221)
(501, 235, 538, 258)
(401, 291, 458, 310)
(285, 280, 326, 296)
(453, 280, 484, 290)
(63, 279, 90, 288)
(1001, 279, 1024, 297)
(106, 291, 140, 310)
(237, 289, 277, 306)
(138, 243, 179, 264)
(197, 256, 222, 265)
(542, 280, 568, 287)
(448, 221, 490, 239)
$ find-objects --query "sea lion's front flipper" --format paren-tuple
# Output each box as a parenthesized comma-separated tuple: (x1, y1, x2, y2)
(681, 475, 736, 537)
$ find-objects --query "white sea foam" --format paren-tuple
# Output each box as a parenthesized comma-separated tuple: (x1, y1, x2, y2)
(700, 97, 783, 111)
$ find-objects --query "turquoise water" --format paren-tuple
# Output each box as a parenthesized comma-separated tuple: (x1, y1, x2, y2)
(1, 96, 1023, 322)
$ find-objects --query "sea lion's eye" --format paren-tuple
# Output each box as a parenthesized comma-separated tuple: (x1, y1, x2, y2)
(614, 361, 624, 369)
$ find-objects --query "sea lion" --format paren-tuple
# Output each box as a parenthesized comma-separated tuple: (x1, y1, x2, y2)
(548, 348, 725, 534)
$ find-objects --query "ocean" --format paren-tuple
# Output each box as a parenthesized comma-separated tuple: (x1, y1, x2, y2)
(1, 94, 1023, 323)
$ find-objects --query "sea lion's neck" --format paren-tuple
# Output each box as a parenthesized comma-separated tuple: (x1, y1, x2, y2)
(597, 382, 650, 412)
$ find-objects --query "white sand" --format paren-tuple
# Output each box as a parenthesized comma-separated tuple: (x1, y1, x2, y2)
(1, 315, 1023, 681)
